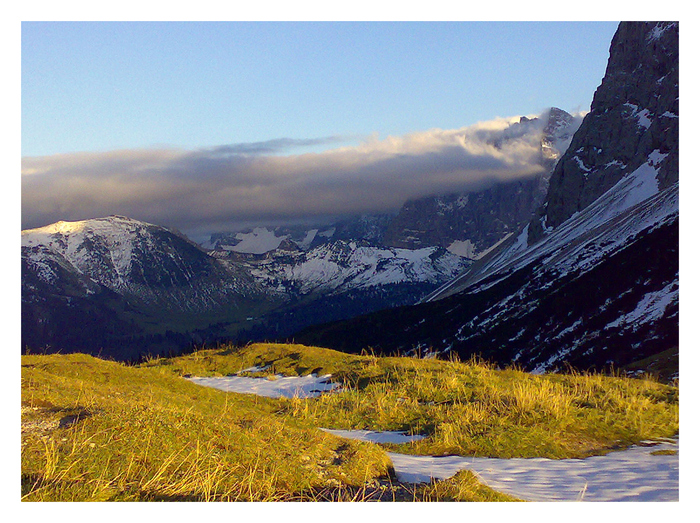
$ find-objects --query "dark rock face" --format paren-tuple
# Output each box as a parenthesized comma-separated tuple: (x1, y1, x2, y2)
(529, 22, 678, 244)
(383, 108, 578, 257)
(382, 178, 541, 253)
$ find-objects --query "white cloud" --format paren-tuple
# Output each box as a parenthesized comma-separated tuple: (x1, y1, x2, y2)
(22, 112, 555, 237)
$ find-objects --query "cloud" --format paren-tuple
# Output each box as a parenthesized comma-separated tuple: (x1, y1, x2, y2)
(21, 112, 557, 239)
(201, 136, 353, 156)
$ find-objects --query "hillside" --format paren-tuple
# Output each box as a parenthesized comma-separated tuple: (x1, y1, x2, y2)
(22, 343, 678, 501)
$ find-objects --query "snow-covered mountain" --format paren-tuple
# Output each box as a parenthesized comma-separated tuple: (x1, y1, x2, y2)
(296, 22, 679, 378)
(248, 241, 468, 295)
(204, 214, 394, 255)
(22, 216, 264, 308)
(205, 238, 471, 340)
(21, 216, 279, 358)
(21, 216, 468, 357)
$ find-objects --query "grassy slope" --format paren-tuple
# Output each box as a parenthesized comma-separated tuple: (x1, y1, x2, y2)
(161, 343, 679, 459)
(21, 342, 678, 501)
(21, 352, 393, 501)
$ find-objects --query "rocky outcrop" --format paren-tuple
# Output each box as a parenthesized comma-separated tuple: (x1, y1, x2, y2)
(381, 178, 541, 254)
(529, 22, 678, 244)
(383, 108, 578, 257)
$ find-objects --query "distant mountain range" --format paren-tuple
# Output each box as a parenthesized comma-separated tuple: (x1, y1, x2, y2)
(21, 215, 470, 358)
(21, 22, 679, 379)
(22, 118, 575, 360)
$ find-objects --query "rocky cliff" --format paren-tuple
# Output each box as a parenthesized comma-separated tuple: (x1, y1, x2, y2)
(529, 22, 678, 244)
(383, 108, 579, 258)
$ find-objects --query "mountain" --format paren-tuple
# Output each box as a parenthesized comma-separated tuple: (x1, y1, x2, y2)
(204, 214, 395, 255)
(381, 108, 580, 258)
(21, 216, 468, 358)
(205, 238, 470, 340)
(22, 216, 264, 308)
(249, 240, 468, 295)
(528, 21, 678, 243)
(21, 216, 278, 358)
(295, 22, 679, 378)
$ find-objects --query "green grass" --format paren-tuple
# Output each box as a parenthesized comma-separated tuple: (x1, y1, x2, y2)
(22, 342, 679, 501)
(160, 343, 679, 459)
(621, 347, 679, 383)
(21, 352, 392, 501)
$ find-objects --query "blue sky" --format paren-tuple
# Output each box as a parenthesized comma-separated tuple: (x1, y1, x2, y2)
(22, 21, 618, 157)
(21, 20, 627, 238)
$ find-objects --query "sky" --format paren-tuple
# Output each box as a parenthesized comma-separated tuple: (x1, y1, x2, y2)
(21, 20, 620, 240)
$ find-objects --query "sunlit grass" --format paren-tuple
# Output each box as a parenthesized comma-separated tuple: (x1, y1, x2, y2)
(22, 343, 678, 501)
(21, 353, 391, 501)
(163, 343, 678, 459)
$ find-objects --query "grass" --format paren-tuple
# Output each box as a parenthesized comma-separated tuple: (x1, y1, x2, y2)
(21, 352, 392, 501)
(21, 342, 679, 501)
(621, 347, 679, 383)
(160, 343, 679, 459)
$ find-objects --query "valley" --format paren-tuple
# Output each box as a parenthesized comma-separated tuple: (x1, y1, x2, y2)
(20, 21, 681, 504)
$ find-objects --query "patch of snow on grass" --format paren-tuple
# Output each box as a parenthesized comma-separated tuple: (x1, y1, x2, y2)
(187, 373, 341, 399)
(321, 429, 425, 444)
(385, 438, 678, 501)
(192, 380, 678, 502)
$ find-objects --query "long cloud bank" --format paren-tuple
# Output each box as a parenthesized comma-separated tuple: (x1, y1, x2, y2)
(22, 111, 575, 238)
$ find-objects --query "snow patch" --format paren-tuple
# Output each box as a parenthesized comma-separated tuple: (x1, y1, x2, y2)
(648, 22, 674, 41)
(187, 373, 341, 399)
(386, 439, 678, 501)
(606, 280, 678, 331)
(624, 103, 653, 129)
(231, 228, 289, 254)
(297, 229, 318, 250)
(446, 239, 477, 259)
(321, 429, 425, 445)
(573, 155, 592, 174)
